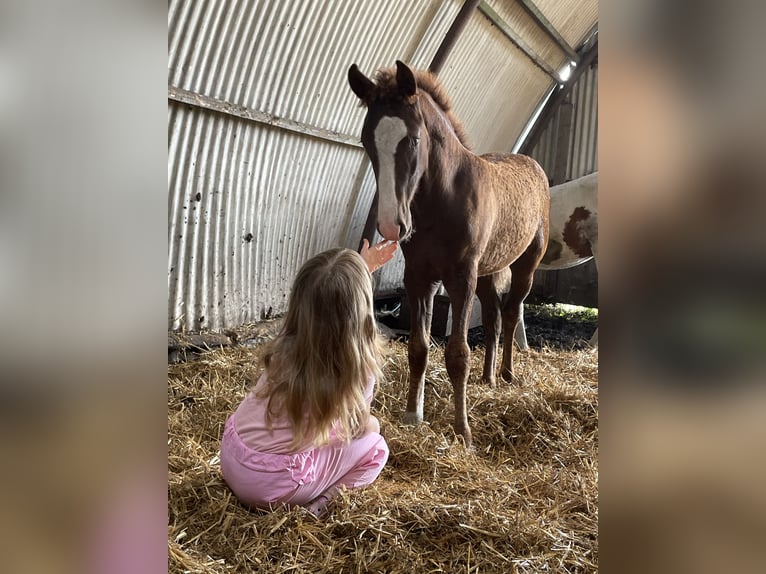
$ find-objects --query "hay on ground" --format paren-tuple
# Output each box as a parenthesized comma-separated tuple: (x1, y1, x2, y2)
(168, 329, 598, 573)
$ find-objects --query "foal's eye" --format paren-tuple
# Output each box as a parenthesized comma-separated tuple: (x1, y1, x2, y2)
(409, 136, 420, 147)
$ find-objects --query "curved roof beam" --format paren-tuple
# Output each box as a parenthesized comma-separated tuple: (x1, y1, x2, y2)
(516, 0, 578, 61)
(428, 0, 483, 74)
(477, 1, 560, 80)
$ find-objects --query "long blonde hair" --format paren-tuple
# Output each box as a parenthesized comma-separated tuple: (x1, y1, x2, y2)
(258, 248, 386, 451)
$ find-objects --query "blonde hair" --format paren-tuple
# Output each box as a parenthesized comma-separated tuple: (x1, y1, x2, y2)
(258, 248, 386, 451)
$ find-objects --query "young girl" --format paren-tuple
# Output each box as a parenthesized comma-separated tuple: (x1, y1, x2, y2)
(221, 239, 398, 515)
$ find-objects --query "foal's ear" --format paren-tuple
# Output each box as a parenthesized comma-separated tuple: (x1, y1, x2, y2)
(395, 60, 417, 98)
(348, 64, 375, 104)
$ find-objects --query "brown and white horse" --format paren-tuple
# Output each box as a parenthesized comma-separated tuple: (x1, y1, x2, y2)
(348, 61, 550, 447)
(515, 172, 599, 349)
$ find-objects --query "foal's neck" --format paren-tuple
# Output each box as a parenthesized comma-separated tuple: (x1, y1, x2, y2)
(421, 94, 470, 187)
(422, 94, 464, 149)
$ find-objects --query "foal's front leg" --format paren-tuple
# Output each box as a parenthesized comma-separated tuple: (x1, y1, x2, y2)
(403, 275, 439, 425)
(442, 267, 478, 447)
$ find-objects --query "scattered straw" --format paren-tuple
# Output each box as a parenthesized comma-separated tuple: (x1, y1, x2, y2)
(168, 332, 598, 573)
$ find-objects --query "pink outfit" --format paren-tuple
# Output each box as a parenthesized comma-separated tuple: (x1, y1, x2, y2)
(220, 373, 388, 512)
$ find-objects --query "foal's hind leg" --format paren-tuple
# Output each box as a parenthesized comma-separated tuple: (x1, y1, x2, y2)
(501, 225, 547, 383)
(403, 272, 439, 425)
(476, 274, 502, 388)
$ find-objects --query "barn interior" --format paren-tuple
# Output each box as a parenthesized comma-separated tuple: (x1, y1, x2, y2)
(168, 1, 598, 572)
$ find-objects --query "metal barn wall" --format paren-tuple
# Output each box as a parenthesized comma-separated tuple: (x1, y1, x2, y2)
(168, 106, 369, 329)
(168, 0, 598, 331)
(530, 60, 598, 182)
(529, 59, 598, 308)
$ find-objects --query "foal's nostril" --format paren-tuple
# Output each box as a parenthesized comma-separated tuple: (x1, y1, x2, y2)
(378, 222, 401, 242)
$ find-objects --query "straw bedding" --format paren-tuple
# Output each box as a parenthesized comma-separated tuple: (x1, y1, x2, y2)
(168, 324, 598, 573)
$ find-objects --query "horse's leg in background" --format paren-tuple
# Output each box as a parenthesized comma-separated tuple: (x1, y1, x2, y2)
(402, 270, 439, 425)
(514, 312, 530, 350)
(501, 224, 547, 383)
(476, 274, 501, 387)
(442, 266, 478, 447)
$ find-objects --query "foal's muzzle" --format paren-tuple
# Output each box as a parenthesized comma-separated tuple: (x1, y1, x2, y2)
(378, 219, 411, 242)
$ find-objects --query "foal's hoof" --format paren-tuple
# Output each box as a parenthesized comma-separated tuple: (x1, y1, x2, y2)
(482, 376, 497, 389)
(402, 411, 423, 426)
(454, 426, 473, 449)
(501, 368, 517, 384)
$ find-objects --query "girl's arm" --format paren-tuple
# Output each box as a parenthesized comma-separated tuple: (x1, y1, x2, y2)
(364, 414, 380, 435)
(359, 239, 398, 273)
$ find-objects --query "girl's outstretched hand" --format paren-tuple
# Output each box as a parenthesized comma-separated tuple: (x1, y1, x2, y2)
(360, 239, 398, 273)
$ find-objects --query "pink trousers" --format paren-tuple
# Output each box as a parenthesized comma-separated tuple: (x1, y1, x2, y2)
(220, 414, 388, 511)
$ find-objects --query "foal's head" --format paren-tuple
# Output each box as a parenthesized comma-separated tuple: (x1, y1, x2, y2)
(348, 61, 429, 242)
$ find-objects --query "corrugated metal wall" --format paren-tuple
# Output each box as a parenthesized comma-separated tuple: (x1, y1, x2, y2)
(168, 0, 598, 331)
(168, 106, 370, 329)
(530, 60, 598, 181)
(568, 60, 599, 178)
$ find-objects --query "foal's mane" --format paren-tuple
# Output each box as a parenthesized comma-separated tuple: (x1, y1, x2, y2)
(374, 66, 472, 149)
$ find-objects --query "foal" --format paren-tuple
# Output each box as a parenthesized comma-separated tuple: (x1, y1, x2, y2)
(349, 61, 550, 446)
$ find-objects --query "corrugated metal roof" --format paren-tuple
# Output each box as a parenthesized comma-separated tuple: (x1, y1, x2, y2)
(529, 0, 598, 49)
(479, 0, 568, 78)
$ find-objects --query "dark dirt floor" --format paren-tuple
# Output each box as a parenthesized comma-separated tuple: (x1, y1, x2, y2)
(501, 303, 597, 350)
(377, 301, 598, 351)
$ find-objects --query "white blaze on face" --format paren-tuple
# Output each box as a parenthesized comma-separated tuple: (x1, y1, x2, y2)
(373, 116, 408, 240)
